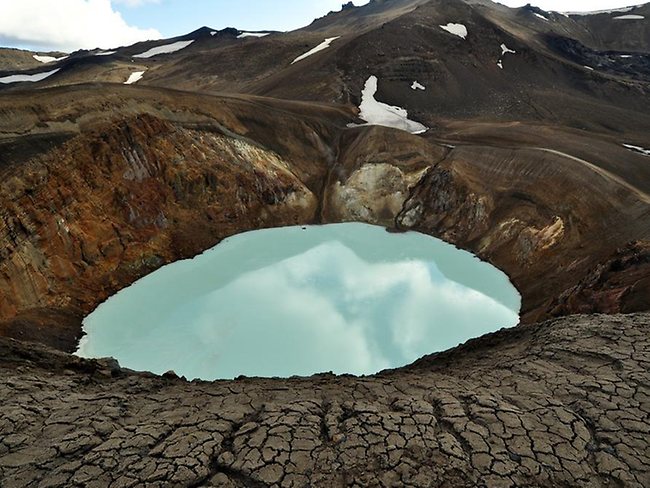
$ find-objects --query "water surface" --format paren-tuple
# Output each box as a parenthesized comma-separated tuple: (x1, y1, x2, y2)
(77, 224, 520, 379)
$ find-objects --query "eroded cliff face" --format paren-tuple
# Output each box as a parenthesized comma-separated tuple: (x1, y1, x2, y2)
(392, 142, 650, 322)
(0, 114, 321, 348)
(548, 241, 650, 317)
(324, 126, 444, 225)
(319, 124, 650, 323)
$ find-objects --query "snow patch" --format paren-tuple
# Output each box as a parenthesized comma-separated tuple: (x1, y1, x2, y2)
(411, 81, 426, 91)
(133, 40, 194, 59)
(613, 14, 645, 19)
(497, 43, 516, 69)
(355, 76, 428, 134)
(623, 144, 650, 156)
(584, 65, 594, 71)
(33, 54, 68, 64)
(439, 23, 468, 39)
(125, 71, 145, 85)
(533, 12, 549, 21)
(95, 51, 116, 56)
(501, 44, 516, 56)
(238, 32, 271, 38)
(0, 68, 60, 84)
(291, 37, 340, 64)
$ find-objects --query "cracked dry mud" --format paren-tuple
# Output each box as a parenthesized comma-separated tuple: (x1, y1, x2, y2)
(1, 313, 649, 487)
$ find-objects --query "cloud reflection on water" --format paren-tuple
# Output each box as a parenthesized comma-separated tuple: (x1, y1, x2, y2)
(77, 224, 520, 380)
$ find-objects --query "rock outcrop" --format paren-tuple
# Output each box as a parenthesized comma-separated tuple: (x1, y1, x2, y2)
(1, 313, 648, 487)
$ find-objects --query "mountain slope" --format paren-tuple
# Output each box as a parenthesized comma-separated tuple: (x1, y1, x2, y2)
(0, 0, 648, 349)
(3, 0, 649, 129)
(565, 3, 650, 52)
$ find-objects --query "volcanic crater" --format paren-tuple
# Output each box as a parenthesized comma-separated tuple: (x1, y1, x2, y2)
(1, 0, 650, 486)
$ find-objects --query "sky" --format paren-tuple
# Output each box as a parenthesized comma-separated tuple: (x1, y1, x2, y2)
(0, 0, 644, 53)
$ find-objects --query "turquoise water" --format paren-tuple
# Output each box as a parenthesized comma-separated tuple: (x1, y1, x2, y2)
(76, 224, 521, 380)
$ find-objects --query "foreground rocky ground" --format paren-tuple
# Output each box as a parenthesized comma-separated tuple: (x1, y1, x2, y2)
(1, 313, 648, 487)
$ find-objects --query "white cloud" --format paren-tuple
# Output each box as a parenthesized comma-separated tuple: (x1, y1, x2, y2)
(113, 0, 160, 6)
(0, 0, 161, 52)
(79, 231, 520, 380)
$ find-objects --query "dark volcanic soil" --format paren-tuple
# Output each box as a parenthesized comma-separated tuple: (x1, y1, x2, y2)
(1, 313, 648, 487)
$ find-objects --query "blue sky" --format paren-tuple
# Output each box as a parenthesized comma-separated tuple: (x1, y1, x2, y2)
(0, 0, 643, 52)
(117, 1, 372, 37)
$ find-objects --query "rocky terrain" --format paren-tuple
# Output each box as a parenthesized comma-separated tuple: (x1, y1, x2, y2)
(1, 313, 649, 487)
(0, 0, 649, 485)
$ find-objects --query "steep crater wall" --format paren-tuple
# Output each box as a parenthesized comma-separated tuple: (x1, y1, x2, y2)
(0, 113, 330, 349)
(0, 105, 649, 351)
